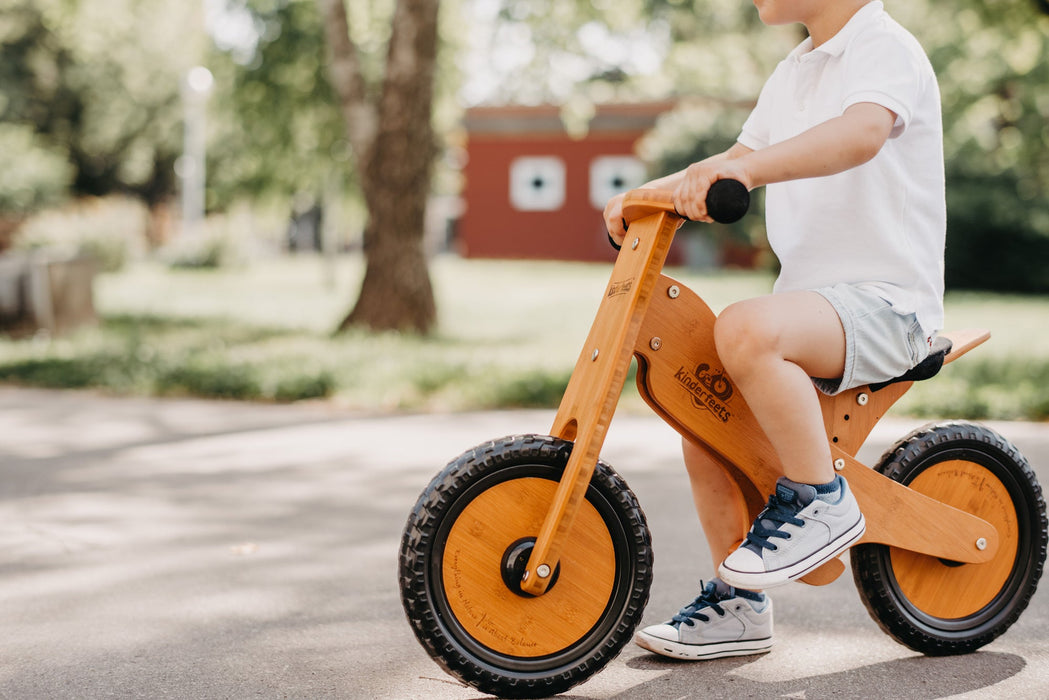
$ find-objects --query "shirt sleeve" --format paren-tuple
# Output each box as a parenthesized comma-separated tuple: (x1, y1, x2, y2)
(841, 30, 928, 138)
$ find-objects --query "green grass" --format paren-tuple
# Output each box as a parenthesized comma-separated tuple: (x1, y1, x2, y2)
(1, 253, 1047, 419)
(0, 315, 336, 402)
(894, 289, 1049, 420)
(92, 255, 776, 410)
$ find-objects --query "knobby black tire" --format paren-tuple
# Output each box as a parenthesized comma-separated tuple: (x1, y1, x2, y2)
(851, 421, 1047, 655)
(398, 434, 653, 698)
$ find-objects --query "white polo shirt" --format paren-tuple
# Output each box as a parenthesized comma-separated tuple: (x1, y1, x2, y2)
(738, 1, 945, 334)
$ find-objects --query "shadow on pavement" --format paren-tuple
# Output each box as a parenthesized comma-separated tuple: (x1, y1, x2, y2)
(430, 650, 1024, 700)
(607, 650, 1026, 699)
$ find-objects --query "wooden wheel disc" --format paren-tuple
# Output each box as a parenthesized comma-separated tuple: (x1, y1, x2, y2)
(441, 476, 616, 657)
(889, 459, 1019, 618)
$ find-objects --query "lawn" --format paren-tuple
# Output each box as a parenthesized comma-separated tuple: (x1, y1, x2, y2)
(1, 253, 1046, 420)
(89, 254, 779, 410)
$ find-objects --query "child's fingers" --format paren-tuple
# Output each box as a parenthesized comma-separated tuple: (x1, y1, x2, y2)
(673, 180, 713, 223)
(603, 197, 628, 243)
(676, 163, 721, 222)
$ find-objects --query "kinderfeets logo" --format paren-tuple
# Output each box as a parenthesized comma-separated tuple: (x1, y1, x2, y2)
(674, 362, 734, 423)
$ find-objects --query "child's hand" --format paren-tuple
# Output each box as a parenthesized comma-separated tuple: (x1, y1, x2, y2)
(603, 192, 628, 246)
(673, 160, 751, 223)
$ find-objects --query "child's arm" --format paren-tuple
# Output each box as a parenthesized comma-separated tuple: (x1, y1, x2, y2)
(603, 142, 753, 243)
(674, 102, 897, 222)
(643, 141, 754, 192)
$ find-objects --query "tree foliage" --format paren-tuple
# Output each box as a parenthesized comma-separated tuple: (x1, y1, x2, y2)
(895, 1, 1049, 292)
(205, 0, 352, 206)
(0, 124, 73, 215)
(0, 0, 201, 209)
(2, 0, 1047, 300)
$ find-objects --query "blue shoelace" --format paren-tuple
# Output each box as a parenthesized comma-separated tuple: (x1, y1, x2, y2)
(744, 492, 805, 553)
(671, 581, 726, 627)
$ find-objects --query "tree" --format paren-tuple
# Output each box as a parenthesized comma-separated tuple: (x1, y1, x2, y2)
(318, 0, 440, 333)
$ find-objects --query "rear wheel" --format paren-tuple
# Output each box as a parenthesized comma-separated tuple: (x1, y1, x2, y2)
(399, 434, 652, 698)
(852, 421, 1047, 654)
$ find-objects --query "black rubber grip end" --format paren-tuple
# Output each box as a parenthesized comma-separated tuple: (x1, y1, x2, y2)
(706, 179, 750, 224)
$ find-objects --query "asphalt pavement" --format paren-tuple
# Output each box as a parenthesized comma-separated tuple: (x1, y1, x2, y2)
(1, 386, 1048, 699)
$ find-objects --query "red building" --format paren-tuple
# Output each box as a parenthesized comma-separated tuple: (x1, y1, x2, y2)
(457, 102, 678, 262)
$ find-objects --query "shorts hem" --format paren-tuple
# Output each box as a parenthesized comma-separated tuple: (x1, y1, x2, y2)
(809, 284, 929, 397)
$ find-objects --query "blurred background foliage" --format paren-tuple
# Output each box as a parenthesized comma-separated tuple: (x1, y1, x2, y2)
(205, 0, 351, 207)
(0, 0, 196, 211)
(2, 0, 1047, 290)
(0, 0, 1047, 414)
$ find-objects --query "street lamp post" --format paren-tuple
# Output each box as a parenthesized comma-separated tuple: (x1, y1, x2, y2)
(179, 66, 214, 238)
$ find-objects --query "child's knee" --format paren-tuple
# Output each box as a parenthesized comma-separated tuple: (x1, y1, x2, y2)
(713, 304, 740, 358)
(714, 302, 771, 365)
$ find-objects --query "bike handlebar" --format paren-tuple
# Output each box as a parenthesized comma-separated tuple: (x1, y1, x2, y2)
(621, 179, 750, 226)
(704, 179, 750, 224)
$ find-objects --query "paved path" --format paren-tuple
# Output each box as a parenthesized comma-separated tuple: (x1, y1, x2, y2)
(1, 387, 1047, 699)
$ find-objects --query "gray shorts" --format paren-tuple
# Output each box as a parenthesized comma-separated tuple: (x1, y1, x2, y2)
(812, 283, 933, 396)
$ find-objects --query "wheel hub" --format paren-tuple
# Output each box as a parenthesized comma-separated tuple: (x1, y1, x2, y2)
(501, 537, 560, 597)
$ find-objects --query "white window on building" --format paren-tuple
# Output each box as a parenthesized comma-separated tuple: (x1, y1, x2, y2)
(589, 155, 647, 210)
(509, 156, 566, 211)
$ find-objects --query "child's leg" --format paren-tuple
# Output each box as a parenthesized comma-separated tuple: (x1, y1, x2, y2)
(713, 290, 866, 589)
(681, 437, 752, 569)
(631, 438, 773, 661)
(713, 290, 845, 484)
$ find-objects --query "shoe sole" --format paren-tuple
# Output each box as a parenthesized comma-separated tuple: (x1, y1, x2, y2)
(634, 631, 773, 660)
(718, 515, 866, 590)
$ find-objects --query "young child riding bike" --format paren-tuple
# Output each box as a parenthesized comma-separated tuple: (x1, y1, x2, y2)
(604, 0, 945, 660)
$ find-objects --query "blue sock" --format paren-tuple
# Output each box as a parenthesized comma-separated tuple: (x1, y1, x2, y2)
(812, 475, 844, 504)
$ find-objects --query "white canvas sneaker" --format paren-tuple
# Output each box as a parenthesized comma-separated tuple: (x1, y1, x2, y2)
(719, 475, 866, 590)
(634, 580, 773, 660)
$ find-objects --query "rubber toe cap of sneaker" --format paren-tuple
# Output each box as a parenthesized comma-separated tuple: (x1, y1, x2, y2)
(638, 623, 680, 643)
(721, 547, 764, 575)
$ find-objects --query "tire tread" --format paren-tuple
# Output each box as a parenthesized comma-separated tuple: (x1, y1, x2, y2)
(851, 421, 1047, 655)
(398, 434, 652, 698)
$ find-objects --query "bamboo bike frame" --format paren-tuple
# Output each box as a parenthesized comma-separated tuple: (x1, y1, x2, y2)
(520, 189, 998, 597)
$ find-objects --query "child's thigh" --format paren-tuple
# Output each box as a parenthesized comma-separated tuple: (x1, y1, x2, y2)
(715, 291, 846, 379)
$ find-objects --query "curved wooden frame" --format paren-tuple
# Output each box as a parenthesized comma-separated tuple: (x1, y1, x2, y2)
(519, 190, 997, 596)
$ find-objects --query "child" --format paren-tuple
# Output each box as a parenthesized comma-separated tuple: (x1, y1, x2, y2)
(604, 0, 944, 660)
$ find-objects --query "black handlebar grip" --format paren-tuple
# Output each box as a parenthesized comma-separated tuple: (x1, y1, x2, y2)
(705, 179, 750, 224)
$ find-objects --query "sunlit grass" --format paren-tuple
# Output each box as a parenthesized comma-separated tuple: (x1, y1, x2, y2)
(1, 253, 1046, 419)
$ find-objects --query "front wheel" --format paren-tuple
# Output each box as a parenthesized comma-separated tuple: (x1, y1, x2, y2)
(852, 421, 1047, 654)
(398, 434, 652, 698)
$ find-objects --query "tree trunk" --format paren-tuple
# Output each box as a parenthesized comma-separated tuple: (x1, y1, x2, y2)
(320, 0, 439, 334)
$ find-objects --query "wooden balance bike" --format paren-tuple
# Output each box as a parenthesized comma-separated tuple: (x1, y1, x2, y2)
(398, 181, 1047, 698)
